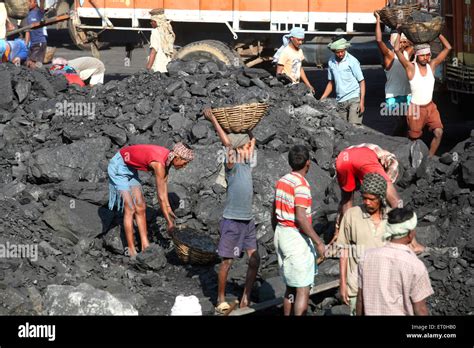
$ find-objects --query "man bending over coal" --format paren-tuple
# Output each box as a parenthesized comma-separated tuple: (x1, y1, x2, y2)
(108, 143, 194, 257)
(204, 107, 260, 313)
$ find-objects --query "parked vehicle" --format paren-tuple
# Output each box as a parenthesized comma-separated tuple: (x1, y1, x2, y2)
(57, 0, 390, 66)
(442, 0, 473, 105)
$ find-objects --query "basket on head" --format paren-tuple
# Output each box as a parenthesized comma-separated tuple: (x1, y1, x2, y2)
(377, 3, 421, 29)
(172, 227, 218, 265)
(401, 14, 445, 44)
(211, 103, 269, 134)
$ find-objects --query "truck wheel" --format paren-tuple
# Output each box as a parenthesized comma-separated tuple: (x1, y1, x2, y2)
(176, 40, 242, 67)
(67, 2, 108, 50)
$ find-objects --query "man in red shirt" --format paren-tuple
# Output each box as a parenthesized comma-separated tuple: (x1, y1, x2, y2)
(108, 142, 194, 257)
(272, 145, 325, 316)
(332, 144, 400, 237)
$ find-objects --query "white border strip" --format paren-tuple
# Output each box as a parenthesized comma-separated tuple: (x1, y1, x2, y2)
(77, 8, 378, 24)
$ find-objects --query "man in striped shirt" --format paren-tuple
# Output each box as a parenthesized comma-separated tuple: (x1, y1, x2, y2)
(272, 145, 325, 316)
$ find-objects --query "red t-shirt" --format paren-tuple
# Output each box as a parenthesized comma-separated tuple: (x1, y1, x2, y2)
(65, 73, 85, 87)
(335, 147, 390, 192)
(119, 145, 170, 172)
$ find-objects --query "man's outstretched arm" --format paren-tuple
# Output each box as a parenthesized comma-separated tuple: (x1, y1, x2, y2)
(430, 34, 452, 70)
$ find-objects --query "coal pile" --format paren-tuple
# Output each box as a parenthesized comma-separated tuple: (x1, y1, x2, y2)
(0, 61, 472, 315)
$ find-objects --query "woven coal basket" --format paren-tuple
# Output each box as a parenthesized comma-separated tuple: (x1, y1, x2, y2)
(401, 14, 445, 44)
(377, 3, 421, 29)
(172, 227, 218, 265)
(212, 103, 269, 133)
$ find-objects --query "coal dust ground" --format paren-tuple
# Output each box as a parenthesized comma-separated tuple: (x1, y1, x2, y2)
(0, 30, 472, 316)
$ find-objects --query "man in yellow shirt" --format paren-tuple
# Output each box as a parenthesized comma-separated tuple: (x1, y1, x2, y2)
(275, 27, 315, 93)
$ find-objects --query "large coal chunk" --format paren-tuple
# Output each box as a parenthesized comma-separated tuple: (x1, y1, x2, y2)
(29, 137, 111, 183)
(416, 224, 441, 247)
(461, 152, 474, 186)
(60, 181, 109, 206)
(102, 225, 125, 255)
(169, 143, 223, 191)
(258, 276, 286, 302)
(42, 195, 114, 243)
(103, 125, 127, 146)
(0, 70, 14, 109)
(44, 283, 138, 315)
(464, 240, 474, 262)
(14, 80, 31, 104)
(312, 129, 335, 171)
(32, 70, 55, 98)
(135, 244, 167, 271)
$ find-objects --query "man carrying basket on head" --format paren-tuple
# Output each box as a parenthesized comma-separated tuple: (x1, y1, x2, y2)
(394, 32, 452, 157)
(203, 107, 260, 314)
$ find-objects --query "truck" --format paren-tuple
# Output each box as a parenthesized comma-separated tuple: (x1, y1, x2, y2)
(442, 0, 474, 105)
(56, 0, 394, 67)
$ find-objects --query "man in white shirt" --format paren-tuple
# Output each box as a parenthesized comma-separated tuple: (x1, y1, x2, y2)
(146, 8, 175, 73)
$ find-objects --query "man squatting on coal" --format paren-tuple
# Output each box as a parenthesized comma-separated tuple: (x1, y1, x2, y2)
(204, 108, 260, 312)
(108, 143, 194, 257)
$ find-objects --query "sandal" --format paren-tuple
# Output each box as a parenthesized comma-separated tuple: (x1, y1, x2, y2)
(215, 302, 231, 315)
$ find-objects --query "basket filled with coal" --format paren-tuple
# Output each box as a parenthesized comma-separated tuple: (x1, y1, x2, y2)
(377, 3, 421, 29)
(401, 11, 445, 44)
(172, 227, 218, 265)
(211, 102, 269, 133)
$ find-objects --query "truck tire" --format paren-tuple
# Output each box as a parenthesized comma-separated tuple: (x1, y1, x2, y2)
(176, 40, 242, 67)
(67, 1, 108, 51)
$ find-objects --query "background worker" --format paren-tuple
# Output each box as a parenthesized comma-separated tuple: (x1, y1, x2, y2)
(146, 8, 175, 73)
(375, 12, 413, 135)
(24, 0, 47, 68)
(320, 37, 366, 125)
(275, 27, 315, 93)
(0, 38, 28, 64)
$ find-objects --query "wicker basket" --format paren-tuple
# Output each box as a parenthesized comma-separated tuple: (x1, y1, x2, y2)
(212, 103, 269, 133)
(377, 3, 421, 29)
(401, 15, 445, 44)
(172, 227, 218, 265)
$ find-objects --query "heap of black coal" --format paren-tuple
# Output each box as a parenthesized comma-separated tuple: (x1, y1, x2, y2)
(0, 61, 472, 315)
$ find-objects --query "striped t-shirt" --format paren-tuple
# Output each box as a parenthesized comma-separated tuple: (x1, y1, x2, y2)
(274, 172, 312, 229)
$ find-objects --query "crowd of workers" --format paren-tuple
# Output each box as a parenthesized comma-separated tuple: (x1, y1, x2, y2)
(1, 4, 451, 316)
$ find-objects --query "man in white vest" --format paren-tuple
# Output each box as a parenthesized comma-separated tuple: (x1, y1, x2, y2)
(394, 32, 452, 157)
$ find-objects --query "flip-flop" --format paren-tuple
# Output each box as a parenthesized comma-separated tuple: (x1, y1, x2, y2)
(215, 302, 231, 315)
